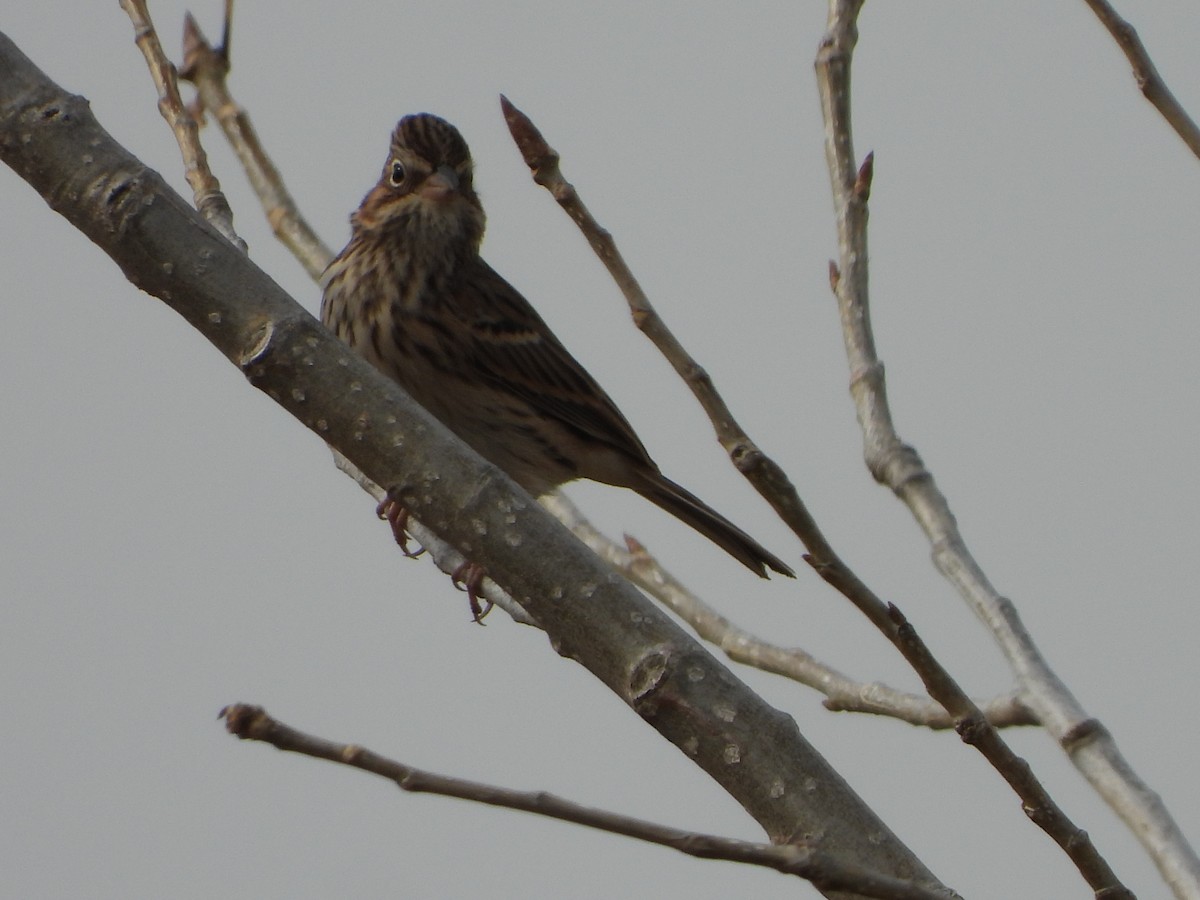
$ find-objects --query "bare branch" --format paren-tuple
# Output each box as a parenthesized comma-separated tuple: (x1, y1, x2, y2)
(816, 0, 1196, 896)
(221, 705, 955, 900)
(1081, 0, 1200, 160)
(179, 11, 333, 280)
(118, 0, 244, 250)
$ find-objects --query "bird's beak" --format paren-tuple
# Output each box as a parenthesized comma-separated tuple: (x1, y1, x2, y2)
(419, 165, 460, 201)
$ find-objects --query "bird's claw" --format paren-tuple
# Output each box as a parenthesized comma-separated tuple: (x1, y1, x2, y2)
(452, 561, 492, 623)
(375, 496, 426, 558)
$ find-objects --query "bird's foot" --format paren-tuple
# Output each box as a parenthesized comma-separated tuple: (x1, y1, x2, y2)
(376, 495, 491, 623)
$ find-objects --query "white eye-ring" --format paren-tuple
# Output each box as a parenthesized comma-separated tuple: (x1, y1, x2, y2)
(388, 160, 405, 186)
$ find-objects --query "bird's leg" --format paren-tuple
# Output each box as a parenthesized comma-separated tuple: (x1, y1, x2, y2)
(375, 494, 426, 558)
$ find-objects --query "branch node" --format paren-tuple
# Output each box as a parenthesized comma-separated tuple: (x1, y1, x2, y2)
(1060, 718, 1106, 753)
(221, 703, 270, 739)
(629, 646, 672, 705)
(241, 321, 275, 369)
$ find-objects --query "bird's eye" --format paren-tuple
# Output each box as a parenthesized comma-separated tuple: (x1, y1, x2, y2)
(388, 161, 406, 186)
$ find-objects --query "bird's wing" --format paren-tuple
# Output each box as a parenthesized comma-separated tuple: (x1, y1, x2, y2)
(451, 259, 656, 467)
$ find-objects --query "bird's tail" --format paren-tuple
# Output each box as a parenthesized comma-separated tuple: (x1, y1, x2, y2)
(634, 475, 794, 578)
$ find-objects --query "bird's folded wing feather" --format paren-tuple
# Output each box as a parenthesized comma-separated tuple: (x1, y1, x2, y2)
(452, 261, 655, 467)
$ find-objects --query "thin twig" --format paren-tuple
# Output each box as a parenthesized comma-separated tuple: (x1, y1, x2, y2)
(179, 10, 332, 280)
(885, 607, 1134, 900)
(816, 0, 1173, 896)
(1081, 0, 1200, 160)
(803, 516, 1133, 897)
(220, 705, 953, 900)
(543, 493, 1035, 729)
(118, 0, 244, 250)
(500, 94, 814, 556)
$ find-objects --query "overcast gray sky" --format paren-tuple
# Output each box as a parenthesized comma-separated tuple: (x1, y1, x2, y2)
(4, 3, 1199, 898)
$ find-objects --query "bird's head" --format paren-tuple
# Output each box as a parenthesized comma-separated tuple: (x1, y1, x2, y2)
(352, 113, 485, 253)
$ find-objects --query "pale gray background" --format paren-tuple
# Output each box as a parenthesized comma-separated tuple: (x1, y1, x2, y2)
(3, 3, 1198, 898)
